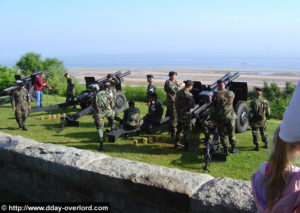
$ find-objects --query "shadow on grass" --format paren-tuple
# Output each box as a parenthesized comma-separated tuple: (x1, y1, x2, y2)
(0, 127, 19, 131)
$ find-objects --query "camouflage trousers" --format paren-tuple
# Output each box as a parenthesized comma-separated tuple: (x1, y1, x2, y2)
(93, 109, 115, 138)
(176, 113, 192, 144)
(15, 105, 28, 128)
(251, 125, 267, 146)
(199, 120, 215, 141)
(217, 119, 236, 149)
(166, 103, 177, 132)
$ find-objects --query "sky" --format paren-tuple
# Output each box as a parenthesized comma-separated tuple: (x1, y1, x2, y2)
(0, 0, 300, 64)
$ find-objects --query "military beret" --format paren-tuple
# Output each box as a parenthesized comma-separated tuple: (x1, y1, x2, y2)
(107, 74, 113, 79)
(217, 80, 224, 84)
(168, 71, 177, 77)
(146, 74, 154, 78)
(184, 80, 194, 87)
(18, 82, 25, 87)
(255, 88, 262, 92)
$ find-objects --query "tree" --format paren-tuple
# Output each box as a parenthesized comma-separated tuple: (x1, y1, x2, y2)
(0, 66, 17, 91)
(16, 52, 44, 75)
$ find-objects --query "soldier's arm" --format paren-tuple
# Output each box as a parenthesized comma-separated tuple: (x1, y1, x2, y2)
(123, 109, 128, 121)
(266, 101, 271, 118)
(27, 90, 31, 108)
(114, 77, 120, 85)
(164, 81, 173, 94)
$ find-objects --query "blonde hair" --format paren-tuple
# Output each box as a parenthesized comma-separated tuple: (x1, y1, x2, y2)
(266, 126, 300, 208)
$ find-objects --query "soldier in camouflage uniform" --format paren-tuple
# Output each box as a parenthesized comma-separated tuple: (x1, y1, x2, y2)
(92, 85, 115, 151)
(64, 73, 75, 103)
(164, 71, 180, 137)
(123, 101, 142, 130)
(199, 113, 215, 143)
(249, 88, 270, 151)
(146, 74, 157, 109)
(107, 74, 120, 105)
(210, 80, 238, 155)
(175, 80, 195, 151)
(141, 93, 164, 133)
(11, 82, 31, 131)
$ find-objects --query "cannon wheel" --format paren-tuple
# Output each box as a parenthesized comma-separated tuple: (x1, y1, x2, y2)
(115, 92, 127, 113)
(234, 101, 249, 133)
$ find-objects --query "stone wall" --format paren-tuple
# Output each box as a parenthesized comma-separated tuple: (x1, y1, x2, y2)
(0, 132, 257, 212)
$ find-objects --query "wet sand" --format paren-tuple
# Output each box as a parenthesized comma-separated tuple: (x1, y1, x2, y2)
(67, 67, 300, 89)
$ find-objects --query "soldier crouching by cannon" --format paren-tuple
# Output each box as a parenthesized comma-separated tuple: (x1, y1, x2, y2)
(123, 101, 142, 131)
(11, 82, 31, 131)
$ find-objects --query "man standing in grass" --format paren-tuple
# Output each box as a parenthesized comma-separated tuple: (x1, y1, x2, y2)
(34, 72, 52, 108)
(210, 80, 238, 155)
(175, 80, 195, 151)
(249, 88, 270, 151)
(64, 73, 75, 103)
(92, 85, 115, 151)
(164, 71, 180, 137)
(146, 74, 157, 109)
(11, 82, 31, 131)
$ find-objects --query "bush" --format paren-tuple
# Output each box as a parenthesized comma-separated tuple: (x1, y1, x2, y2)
(122, 85, 166, 103)
(0, 66, 17, 91)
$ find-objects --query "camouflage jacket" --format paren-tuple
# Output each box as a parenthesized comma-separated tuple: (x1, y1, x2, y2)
(108, 77, 120, 94)
(175, 88, 195, 115)
(147, 83, 157, 102)
(11, 88, 30, 108)
(123, 107, 141, 127)
(249, 97, 270, 124)
(93, 90, 114, 113)
(147, 99, 164, 123)
(66, 78, 75, 95)
(164, 79, 180, 104)
(210, 89, 236, 121)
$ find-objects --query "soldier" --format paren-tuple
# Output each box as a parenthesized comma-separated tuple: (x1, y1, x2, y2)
(64, 73, 75, 103)
(210, 80, 238, 155)
(146, 74, 157, 109)
(123, 101, 142, 131)
(11, 82, 31, 131)
(164, 71, 180, 137)
(249, 88, 270, 151)
(92, 85, 115, 151)
(175, 80, 195, 151)
(141, 93, 164, 133)
(106, 74, 120, 104)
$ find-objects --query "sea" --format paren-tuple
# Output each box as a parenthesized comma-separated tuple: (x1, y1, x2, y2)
(1, 54, 300, 71)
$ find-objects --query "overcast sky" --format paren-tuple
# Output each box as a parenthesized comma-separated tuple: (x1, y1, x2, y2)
(0, 0, 300, 62)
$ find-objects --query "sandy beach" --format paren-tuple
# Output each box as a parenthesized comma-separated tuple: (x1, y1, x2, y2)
(67, 67, 300, 89)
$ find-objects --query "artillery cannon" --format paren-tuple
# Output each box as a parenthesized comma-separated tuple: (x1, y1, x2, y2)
(190, 72, 249, 170)
(57, 71, 131, 132)
(0, 71, 50, 105)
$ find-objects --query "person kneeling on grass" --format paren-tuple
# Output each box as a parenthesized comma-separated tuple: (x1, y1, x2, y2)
(123, 101, 142, 131)
(251, 80, 300, 213)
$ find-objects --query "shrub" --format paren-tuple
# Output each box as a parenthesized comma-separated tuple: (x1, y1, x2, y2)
(0, 66, 17, 91)
(122, 85, 166, 103)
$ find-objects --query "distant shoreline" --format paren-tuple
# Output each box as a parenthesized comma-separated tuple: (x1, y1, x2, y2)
(67, 67, 300, 89)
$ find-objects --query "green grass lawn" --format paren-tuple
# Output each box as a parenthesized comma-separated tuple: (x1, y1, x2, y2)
(0, 95, 280, 180)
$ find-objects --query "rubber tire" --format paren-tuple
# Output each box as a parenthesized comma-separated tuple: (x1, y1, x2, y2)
(234, 101, 249, 133)
(115, 92, 127, 113)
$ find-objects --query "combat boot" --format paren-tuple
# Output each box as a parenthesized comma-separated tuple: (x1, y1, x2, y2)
(22, 126, 28, 131)
(98, 137, 104, 151)
(169, 129, 175, 138)
(254, 144, 259, 151)
(231, 146, 239, 153)
(263, 143, 268, 149)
